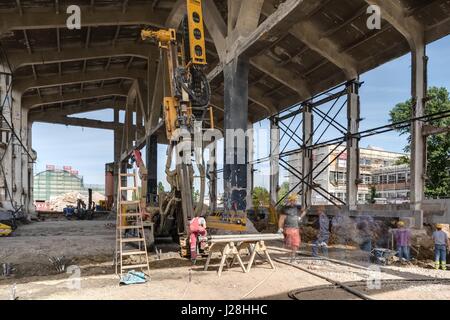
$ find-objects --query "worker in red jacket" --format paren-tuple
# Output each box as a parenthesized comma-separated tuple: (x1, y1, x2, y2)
(189, 216, 207, 264)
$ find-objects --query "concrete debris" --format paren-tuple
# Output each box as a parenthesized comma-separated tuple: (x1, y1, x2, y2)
(48, 192, 105, 212)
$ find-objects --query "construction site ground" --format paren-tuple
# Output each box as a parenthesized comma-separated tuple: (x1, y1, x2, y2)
(1, 219, 450, 300)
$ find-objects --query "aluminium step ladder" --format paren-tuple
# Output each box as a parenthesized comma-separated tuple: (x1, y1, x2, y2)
(115, 170, 151, 278)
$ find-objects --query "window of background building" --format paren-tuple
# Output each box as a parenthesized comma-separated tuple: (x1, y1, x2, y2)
(361, 174, 371, 184)
(372, 175, 379, 184)
(388, 174, 396, 184)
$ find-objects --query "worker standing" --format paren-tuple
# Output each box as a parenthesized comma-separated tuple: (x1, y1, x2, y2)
(189, 216, 207, 265)
(278, 193, 301, 261)
(394, 221, 412, 262)
(432, 224, 449, 270)
(312, 207, 330, 257)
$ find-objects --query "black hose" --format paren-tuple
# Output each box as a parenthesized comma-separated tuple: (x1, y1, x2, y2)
(175, 66, 211, 108)
(274, 258, 374, 300)
(288, 278, 450, 300)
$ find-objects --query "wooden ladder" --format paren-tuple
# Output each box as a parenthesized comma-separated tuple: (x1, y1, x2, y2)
(115, 170, 151, 278)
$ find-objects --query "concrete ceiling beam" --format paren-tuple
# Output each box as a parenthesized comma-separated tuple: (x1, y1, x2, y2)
(206, 0, 309, 91)
(29, 99, 126, 120)
(248, 86, 278, 116)
(0, 6, 168, 33)
(225, 0, 307, 64)
(227, 0, 242, 35)
(203, 0, 227, 61)
(364, 0, 424, 49)
(262, 0, 358, 80)
(32, 116, 128, 131)
(250, 55, 310, 99)
(10, 44, 158, 71)
(165, 0, 186, 28)
(23, 85, 128, 109)
(14, 68, 146, 94)
(234, 0, 265, 38)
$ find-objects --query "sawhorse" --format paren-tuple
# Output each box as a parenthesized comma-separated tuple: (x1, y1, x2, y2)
(204, 240, 276, 277)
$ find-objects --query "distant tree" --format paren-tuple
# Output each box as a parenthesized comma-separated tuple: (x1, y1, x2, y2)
(252, 187, 270, 209)
(157, 182, 165, 194)
(193, 189, 200, 203)
(368, 185, 377, 204)
(278, 181, 290, 202)
(394, 156, 410, 166)
(389, 87, 450, 198)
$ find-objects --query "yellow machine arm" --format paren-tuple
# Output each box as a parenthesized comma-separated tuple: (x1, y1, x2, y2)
(140, 0, 246, 237)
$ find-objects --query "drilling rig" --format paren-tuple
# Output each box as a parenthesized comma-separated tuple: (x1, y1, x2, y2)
(136, 0, 246, 256)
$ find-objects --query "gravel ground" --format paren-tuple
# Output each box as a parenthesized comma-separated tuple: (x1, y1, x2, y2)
(1, 220, 450, 300)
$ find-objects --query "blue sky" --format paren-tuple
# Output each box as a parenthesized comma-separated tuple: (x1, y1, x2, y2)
(32, 35, 450, 190)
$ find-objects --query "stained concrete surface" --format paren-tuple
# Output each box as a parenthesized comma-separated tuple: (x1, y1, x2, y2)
(1, 220, 450, 300)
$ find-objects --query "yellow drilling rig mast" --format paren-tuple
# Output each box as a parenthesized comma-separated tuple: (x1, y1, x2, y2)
(141, 0, 211, 251)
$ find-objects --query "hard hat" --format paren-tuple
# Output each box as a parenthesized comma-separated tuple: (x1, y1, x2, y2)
(436, 224, 444, 229)
(397, 221, 405, 227)
(287, 193, 298, 203)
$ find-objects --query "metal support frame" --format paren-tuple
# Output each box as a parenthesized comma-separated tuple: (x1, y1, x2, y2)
(249, 79, 450, 210)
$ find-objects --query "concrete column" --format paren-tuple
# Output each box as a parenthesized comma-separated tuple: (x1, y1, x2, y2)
(410, 43, 427, 228)
(11, 90, 24, 210)
(346, 81, 360, 210)
(269, 118, 280, 206)
(146, 134, 158, 206)
(223, 57, 249, 212)
(0, 71, 12, 207)
(302, 103, 313, 208)
(20, 107, 31, 214)
(246, 121, 254, 210)
(27, 121, 35, 214)
(113, 109, 122, 203)
(208, 139, 217, 212)
(113, 109, 121, 164)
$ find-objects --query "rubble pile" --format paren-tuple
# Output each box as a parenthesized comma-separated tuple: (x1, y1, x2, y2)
(411, 224, 450, 260)
(300, 226, 318, 243)
(48, 192, 105, 212)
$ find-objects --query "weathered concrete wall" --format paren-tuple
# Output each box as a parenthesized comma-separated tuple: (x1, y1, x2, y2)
(308, 200, 450, 227)
(0, 68, 34, 217)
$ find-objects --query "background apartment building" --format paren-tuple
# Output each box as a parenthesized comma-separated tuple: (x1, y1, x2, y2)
(287, 145, 410, 205)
